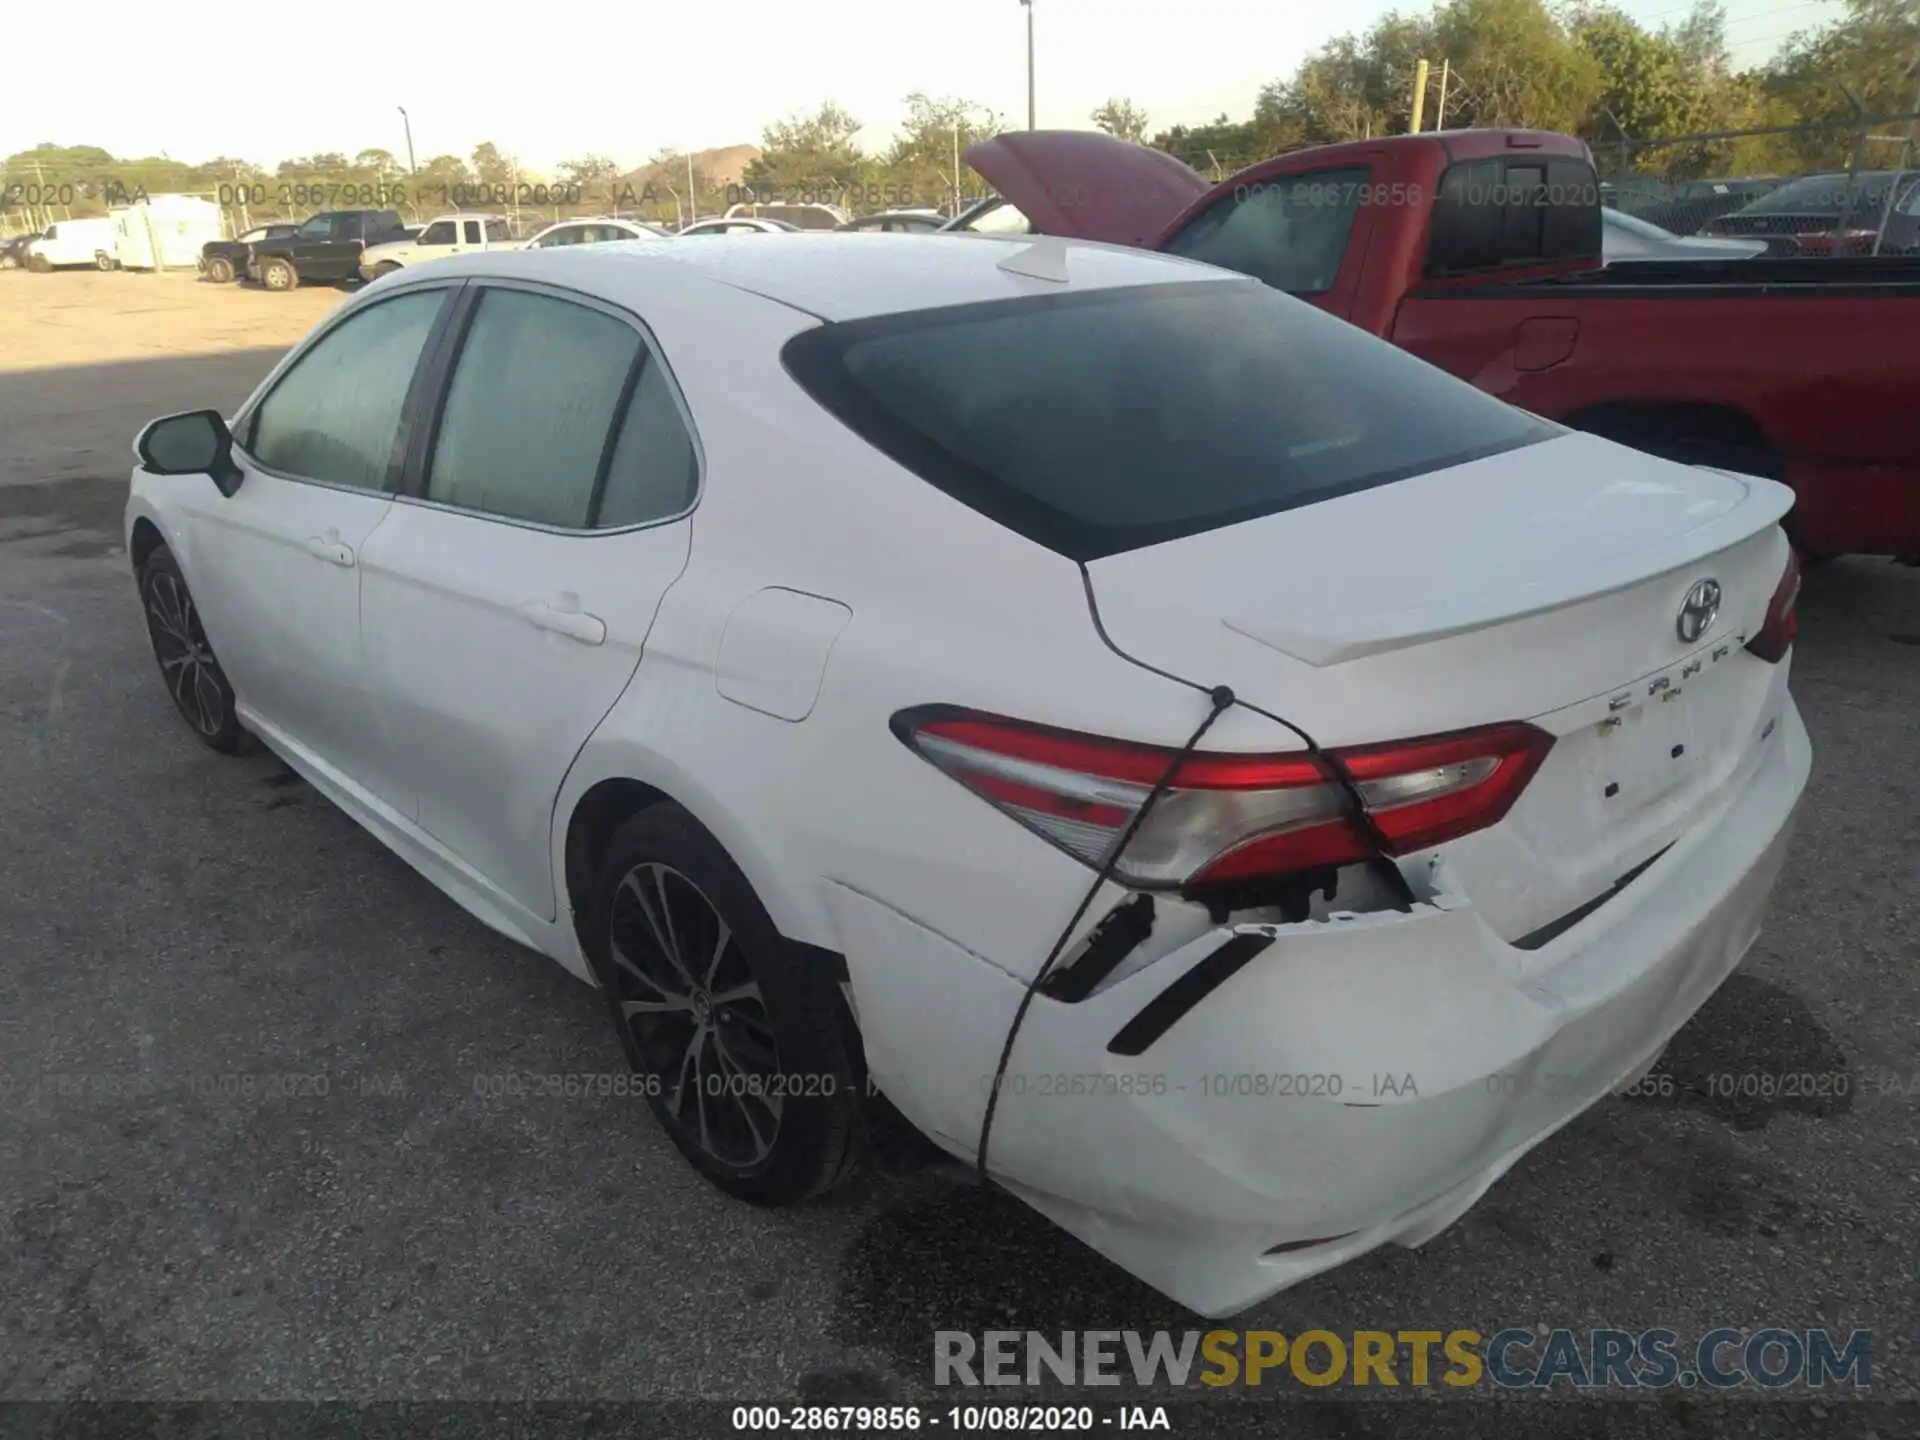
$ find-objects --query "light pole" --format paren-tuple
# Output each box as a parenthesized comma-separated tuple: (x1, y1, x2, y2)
(1020, 0, 1035, 130)
(397, 106, 417, 176)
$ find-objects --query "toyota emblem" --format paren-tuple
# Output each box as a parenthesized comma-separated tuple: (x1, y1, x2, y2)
(1676, 578, 1721, 643)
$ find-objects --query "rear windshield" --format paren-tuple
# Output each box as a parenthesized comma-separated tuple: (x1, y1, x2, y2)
(782, 280, 1555, 560)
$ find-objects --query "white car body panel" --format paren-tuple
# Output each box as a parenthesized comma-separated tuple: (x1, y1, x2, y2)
(358, 214, 518, 275)
(124, 235, 1810, 1317)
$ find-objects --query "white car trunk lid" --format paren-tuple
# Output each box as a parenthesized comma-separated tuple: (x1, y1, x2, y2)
(1083, 432, 1797, 940)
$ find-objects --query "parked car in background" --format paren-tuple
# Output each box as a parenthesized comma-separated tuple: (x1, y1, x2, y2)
(246, 209, 411, 291)
(677, 217, 797, 236)
(122, 235, 1809, 1318)
(960, 127, 1920, 560)
(723, 201, 848, 230)
(358, 214, 519, 279)
(521, 217, 669, 250)
(1602, 207, 1766, 263)
(1634, 178, 1784, 238)
(1703, 170, 1920, 256)
(24, 217, 119, 271)
(838, 209, 946, 233)
(1, 230, 46, 269)
(201, 224, 298, 283)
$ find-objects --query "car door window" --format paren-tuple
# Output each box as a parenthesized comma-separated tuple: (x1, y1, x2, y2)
(484, 218, 514, 243)
(419, 221, 456, 246)
(1164, 166, 1369, 294)
(247, 289, 448, 490)
(425, 288, 642, 527)
(462, 220, 483, 245)
(595, 356, 699, 528)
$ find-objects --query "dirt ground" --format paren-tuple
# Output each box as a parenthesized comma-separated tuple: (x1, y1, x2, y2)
(0, 269, 345, 502)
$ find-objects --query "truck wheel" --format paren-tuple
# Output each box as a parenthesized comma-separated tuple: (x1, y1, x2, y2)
(205, 256, 235, 284)
(0, 252, 17, 270)
(96, 252, 118, 271)
(260, 258, 298, 291)
(28, 254, 52, 273)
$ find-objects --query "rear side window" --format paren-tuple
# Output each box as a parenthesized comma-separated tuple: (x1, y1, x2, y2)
(1428, 157, 1601, 274)
(248, 289, 447, 489)
(1163, 166, 1369, 294)
(425, 288, 642, 528)
(783, 280, 1555, 561)
(595, 359, 699, 528)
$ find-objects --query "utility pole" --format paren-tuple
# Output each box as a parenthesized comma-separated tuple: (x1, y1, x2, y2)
(1020, 0, 1035, 130)
(1411, 59, 1430, 134)
(397, 106, 417, 176)
(952, 121, 962, 214)
(688, 152, 697, 222)
(1435, 59, 1451, 130)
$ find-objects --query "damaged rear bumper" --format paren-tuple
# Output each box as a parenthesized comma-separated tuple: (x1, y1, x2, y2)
(831, 698, 1811, 1318)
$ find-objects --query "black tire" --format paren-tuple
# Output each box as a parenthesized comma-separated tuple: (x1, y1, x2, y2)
(96, 251, 117, 271)
(137, 546, 252, 755)
(0, 252, 18, 270)
(27, 253, 52, 273)
(260, 257, 298, 291)
(206, 255, 235, 283)
(584, 803, 864, 1204)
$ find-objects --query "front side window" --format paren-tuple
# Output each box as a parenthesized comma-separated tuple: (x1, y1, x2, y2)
(296, 215, 331, 238)
(1164, 166, 1369, 294)
(425, 289, 643, 527)
(248, 289, 448, 489)
(419, 221, 456, 246)
(783, 280, 1556, 561)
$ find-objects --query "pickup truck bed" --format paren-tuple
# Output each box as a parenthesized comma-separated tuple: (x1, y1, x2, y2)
(968, 129, 1920, 559)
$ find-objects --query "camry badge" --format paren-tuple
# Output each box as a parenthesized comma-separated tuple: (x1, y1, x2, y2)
(1677, 579, 1721, 644)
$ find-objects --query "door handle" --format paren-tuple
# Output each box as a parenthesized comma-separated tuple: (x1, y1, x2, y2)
(304, 531, 354, 567)
(523, 595, 607, 645)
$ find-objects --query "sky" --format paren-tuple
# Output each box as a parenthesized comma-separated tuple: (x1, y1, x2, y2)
(3, 0, 1838, 174)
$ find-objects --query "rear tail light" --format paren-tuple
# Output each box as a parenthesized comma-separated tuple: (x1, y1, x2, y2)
(893, 708, 1553, 892)
(1746, 547, 1802, 664)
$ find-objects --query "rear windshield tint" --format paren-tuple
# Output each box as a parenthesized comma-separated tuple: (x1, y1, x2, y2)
(781, 280, 1556, 561)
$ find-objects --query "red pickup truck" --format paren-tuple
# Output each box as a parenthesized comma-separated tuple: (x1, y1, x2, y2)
(959, 128, 1920, 560)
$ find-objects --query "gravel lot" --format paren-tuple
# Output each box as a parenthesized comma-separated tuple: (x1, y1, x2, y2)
(2, 269, 1917, 1435)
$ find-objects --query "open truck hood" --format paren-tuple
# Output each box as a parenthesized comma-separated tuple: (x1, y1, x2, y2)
(961, 130, 1210, 248)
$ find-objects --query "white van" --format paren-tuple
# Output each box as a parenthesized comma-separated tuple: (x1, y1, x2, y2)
(25, 217, 119, 271)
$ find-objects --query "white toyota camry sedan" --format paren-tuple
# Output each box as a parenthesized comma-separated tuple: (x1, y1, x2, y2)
(124, 234, 1811, 1316)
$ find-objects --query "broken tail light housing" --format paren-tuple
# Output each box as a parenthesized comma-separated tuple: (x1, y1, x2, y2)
(1745, 547, 1802, 664)
(893, 707, 1554, 892)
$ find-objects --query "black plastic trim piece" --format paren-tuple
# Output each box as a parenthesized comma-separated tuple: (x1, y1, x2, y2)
(1511, 844, 1671, 952)
(1043, 894, 1155, 1003)
(1106, 931, 1274, 1057)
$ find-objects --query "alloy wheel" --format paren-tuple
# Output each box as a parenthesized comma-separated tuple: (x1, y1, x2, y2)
(143, 570, 225, 737)
(605, 861, 783, 1168)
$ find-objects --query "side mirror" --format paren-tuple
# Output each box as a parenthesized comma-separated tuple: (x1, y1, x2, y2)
(135, 409, 245, 497)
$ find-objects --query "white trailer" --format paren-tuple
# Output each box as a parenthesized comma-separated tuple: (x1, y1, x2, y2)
(112, 195, 224, 271)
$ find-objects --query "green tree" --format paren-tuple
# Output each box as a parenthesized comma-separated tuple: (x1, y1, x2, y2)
(880, 93, 1006, 210)
(1091, 97, 1151, 143)
(742, 101, 866, 199)
(471, 142, 517, 187)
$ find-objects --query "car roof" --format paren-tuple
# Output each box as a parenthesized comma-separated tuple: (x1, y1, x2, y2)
(416, 231, 1240, 321)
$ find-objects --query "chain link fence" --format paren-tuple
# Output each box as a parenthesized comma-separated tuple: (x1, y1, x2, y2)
(1593, 111, 1920, 256)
